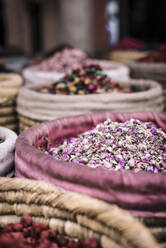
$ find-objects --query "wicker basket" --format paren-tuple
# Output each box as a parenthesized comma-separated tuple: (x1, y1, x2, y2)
(0, 177, 159, 248)
(0, 73, 22, 132)
(126, 60, 166, 110)
(17, 79, 164, 133)
(0, 126, 17, 177)
(18, 114, 41, 132)
(109, 50, 149, 63)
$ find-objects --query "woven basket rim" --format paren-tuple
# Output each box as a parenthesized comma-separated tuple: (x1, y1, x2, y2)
(111, 50, 148, 54)
(19, 78, 161, 100)
(0, 177, 159, 248)
(0, 73, 22, 86)
(126, 60, 166, 70)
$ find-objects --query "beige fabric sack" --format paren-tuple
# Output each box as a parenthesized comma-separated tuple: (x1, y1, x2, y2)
(0, 126, 17, 177)
(23, 65, 63, 85)
(23, 60, 130, 85)
(17, 79, 164, 121)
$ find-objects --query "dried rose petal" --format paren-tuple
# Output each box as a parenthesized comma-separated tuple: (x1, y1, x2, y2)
(49, 118, 166, 173)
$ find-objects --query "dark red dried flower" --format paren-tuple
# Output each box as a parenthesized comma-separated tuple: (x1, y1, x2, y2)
(21, 216, 33, 227)
(0, 217, 100, 248)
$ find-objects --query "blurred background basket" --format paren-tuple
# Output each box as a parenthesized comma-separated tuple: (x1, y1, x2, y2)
(126, 61, 166, 110)
(109, 50, 149, 63)
(0, 177, 159, 248)
(0, 73, 22, 132)
(18, 114, 41, 132)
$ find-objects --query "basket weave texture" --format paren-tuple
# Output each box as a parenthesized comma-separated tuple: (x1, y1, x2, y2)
(126, 60, 166, 110)
(17, 79, 163, 125)
(0, 73, 22, 131)
(15, 111, 166, 217)
(109, 51, 149, 63)
(18, 114, 41, 132)
(0, 177, 159, 248)
(0, 126, 17, 177)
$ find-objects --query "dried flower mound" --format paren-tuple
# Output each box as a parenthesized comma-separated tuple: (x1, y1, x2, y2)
(114, 37, 146, 51)
(49, 119, 166, 173)
(138, 43, 166, 63)
(38, 64, 141, 96)
(39, 48, 87, 73)
(0, 216, 100, 248)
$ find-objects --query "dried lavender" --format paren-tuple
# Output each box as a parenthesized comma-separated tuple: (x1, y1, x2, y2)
(49, 119, 166, 173)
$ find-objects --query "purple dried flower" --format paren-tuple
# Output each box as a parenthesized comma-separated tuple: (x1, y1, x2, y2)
(147, 165, 153, 172)
(142, 158, 147, 163)
(147, 123, 152, 128)
(154, 168, 158, 173)
(151, 128, 157, 135)
(109, 126, 113, 131)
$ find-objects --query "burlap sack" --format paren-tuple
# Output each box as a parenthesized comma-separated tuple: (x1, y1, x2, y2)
(15, 112, 166, 217)
(17, 79, 164, 121)
(0, 126, 17, 177)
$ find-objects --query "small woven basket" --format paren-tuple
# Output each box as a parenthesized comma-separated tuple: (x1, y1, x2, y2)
(109, 50, 149, 63)
(0, 177, 159, 248)
(0, 73, 22, 131)
(126, 60, 166, 110)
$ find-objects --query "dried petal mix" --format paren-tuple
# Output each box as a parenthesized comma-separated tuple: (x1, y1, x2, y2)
(0, 216, 100, 248)
(138, 43, 166, 63)
(39, 48, 87, 73)
(37, 64, 141, 95)
(49, 119, 166, 173)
